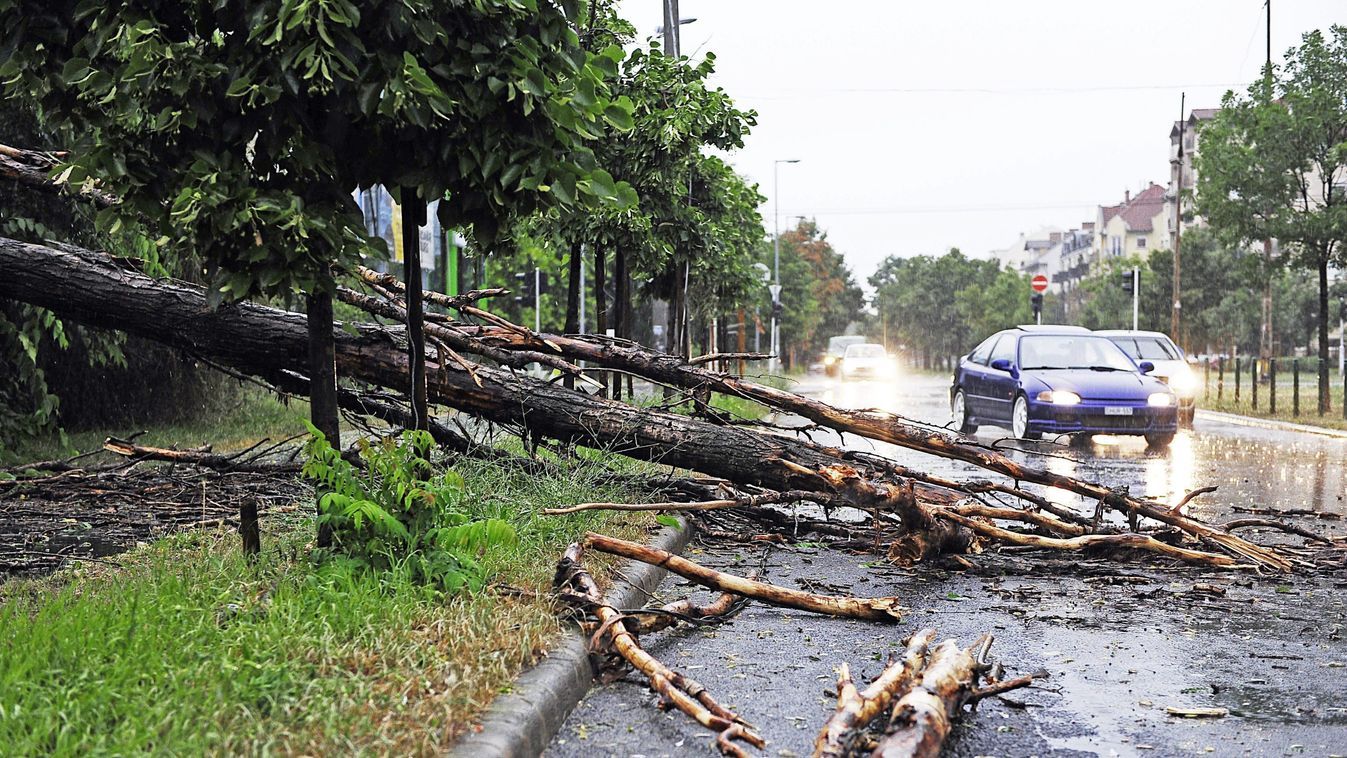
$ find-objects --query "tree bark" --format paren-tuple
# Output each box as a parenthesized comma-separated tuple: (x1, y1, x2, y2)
(564, 240, 582, 335)
(306, 286, 339, 548)
(594, 245, 608, 337)
(402, 191, 429, 431)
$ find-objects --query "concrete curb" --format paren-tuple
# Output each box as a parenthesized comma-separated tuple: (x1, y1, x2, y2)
(1195, 409, 1347, 440)
(450, 519, 691, 758)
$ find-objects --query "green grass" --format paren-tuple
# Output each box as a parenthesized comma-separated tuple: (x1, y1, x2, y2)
(1198, 366, 1347, 431)
(1, 386, 309, 467)
(0, 445, 658, 754)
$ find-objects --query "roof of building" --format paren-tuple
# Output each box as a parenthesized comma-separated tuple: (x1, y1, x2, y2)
(1118, 184, 1166, 232)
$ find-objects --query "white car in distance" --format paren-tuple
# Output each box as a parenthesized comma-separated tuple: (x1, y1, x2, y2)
(839, 343, 895, 381)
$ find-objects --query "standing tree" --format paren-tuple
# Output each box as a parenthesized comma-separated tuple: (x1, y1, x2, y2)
(1196, 26, 1347, 412)
(1, 0, 634, 542)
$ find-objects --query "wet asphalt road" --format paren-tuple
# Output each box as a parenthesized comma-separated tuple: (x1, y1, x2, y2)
(548, 372, 1347, 758)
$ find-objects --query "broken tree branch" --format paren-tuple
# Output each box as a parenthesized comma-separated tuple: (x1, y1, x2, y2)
(554, 542, 763, 756)
(543, 489, 825, 516)
(584, 532, 904, 622)
(814, 629, 935, 758)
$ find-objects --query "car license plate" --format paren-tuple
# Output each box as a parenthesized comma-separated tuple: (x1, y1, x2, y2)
(1104, 406, 1133, 416)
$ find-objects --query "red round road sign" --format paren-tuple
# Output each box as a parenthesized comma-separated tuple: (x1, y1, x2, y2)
(1030, 274, 1049, 293)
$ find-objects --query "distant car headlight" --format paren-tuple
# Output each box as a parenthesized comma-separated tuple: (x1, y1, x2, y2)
(1036, 390, 1081, 405)
(1166, 369, 1199, 397)
(1148, 392, 1175, 407)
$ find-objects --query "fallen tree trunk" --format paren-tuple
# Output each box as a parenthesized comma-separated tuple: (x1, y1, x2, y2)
(0, 236, 1294, 570)
(0, 238, 865, 492)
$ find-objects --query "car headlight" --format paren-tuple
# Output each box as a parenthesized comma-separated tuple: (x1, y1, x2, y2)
(1166, 369, 1198, 397)
(1036, 390, 1081, 405)
(824, 356, 837, 366)
(1147, 392, 1175, 407)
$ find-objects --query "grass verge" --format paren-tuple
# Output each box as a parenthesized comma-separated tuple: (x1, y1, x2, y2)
(0, 447, 658, 754)
(1, 386, 309, 467)
(1198, 368, 1347, 431)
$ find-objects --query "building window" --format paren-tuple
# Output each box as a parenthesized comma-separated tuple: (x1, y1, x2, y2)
(1137, 237, 1147, 249)
(1111, 237, 1122, 256)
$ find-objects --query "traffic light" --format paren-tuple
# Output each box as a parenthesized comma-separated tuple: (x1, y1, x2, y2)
(513, 271, 534, 308)
(771, 301, 784, 320)
(1030, 292, 1043, 319)
(1120, 271, 1135, 295)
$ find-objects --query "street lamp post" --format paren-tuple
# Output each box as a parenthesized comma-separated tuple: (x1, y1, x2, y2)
(771, 158, 800, 373)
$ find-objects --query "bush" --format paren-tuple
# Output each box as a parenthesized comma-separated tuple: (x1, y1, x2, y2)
(302, 428, 516, 594)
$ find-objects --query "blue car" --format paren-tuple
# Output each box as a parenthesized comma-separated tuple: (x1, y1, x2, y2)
(950, 325, 1179, 447)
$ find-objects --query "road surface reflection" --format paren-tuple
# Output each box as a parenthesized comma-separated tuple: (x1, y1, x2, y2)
(797, 372, 1346, 518)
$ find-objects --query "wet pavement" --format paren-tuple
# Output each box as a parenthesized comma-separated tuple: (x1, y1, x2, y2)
(549, 372, 1347, 757)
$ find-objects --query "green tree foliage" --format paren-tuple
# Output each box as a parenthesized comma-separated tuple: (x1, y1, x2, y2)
(1195, 26, 1347, 408)
(1070, 228, 1320, 355)
(0, 0, 636, 302)
(772, 220, 862, 361)
(870, 249, 1031, 365)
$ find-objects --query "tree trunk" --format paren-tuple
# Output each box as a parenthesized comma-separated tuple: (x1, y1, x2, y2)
(564, 240, 582, 335)
(401, 191, 429, 431)
(306, 287, 338, 549)
(1319, 256, 1331, 414)
(612, 248, 628, 399)
(594, 245, 608, 337)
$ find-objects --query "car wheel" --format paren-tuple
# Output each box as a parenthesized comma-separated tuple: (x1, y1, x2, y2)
(1145, 431, 1175, 449)
(951, 389, 977, 434)
(1011, 395, 1041, 440)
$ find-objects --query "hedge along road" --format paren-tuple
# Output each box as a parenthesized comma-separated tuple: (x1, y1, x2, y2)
(548, 372, 1347, 757)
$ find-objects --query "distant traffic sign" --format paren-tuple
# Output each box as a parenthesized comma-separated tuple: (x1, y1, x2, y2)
(1030, 274, 1049, 293)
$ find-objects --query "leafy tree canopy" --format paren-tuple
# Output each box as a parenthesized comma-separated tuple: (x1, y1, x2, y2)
(0, 0, 636, 301)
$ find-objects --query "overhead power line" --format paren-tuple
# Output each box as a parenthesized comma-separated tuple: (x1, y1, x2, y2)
(775, 202, 1100, 217)
(737, 82, 1247, 100)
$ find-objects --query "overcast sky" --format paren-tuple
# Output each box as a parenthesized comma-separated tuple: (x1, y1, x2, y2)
(615, 0, 1344, 286)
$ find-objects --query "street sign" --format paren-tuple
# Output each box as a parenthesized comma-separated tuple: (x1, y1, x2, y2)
(1030, 274, 1049, 293)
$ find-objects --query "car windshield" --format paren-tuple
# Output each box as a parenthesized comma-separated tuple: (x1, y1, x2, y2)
(845, 344, 886, 359)
(828, 336, 866, 354)
(1019, 335, 1137, 371)
(1111, 336, 1180, 361)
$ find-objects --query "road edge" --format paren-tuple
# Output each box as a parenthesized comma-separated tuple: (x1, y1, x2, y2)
(1195, 409, 1347, 439)
(450, 518, 691, 758)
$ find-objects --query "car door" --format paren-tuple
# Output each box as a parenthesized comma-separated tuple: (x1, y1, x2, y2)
(982, 334, 1019, 423)
(958, 335, 997, 418)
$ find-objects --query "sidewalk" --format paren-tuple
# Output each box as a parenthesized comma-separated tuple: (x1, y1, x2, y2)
(1194, 408, 1347, 439)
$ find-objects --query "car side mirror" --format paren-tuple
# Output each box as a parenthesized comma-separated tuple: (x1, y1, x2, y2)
(990, 358, 1013, 372)
(1138, 360, 1155, 374)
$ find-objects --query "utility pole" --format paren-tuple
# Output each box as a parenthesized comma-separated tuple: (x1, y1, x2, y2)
(771, 158, 800, 372)
(1172, 93, 1183, 346)
(1132, 267, 1140, 332)
(1261, 0, 1274, 362)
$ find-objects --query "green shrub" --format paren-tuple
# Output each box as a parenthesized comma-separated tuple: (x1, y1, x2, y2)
(302, 427, 516, 594)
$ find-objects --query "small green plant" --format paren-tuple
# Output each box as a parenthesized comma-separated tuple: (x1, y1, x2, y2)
(302, 426, 515, 594)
